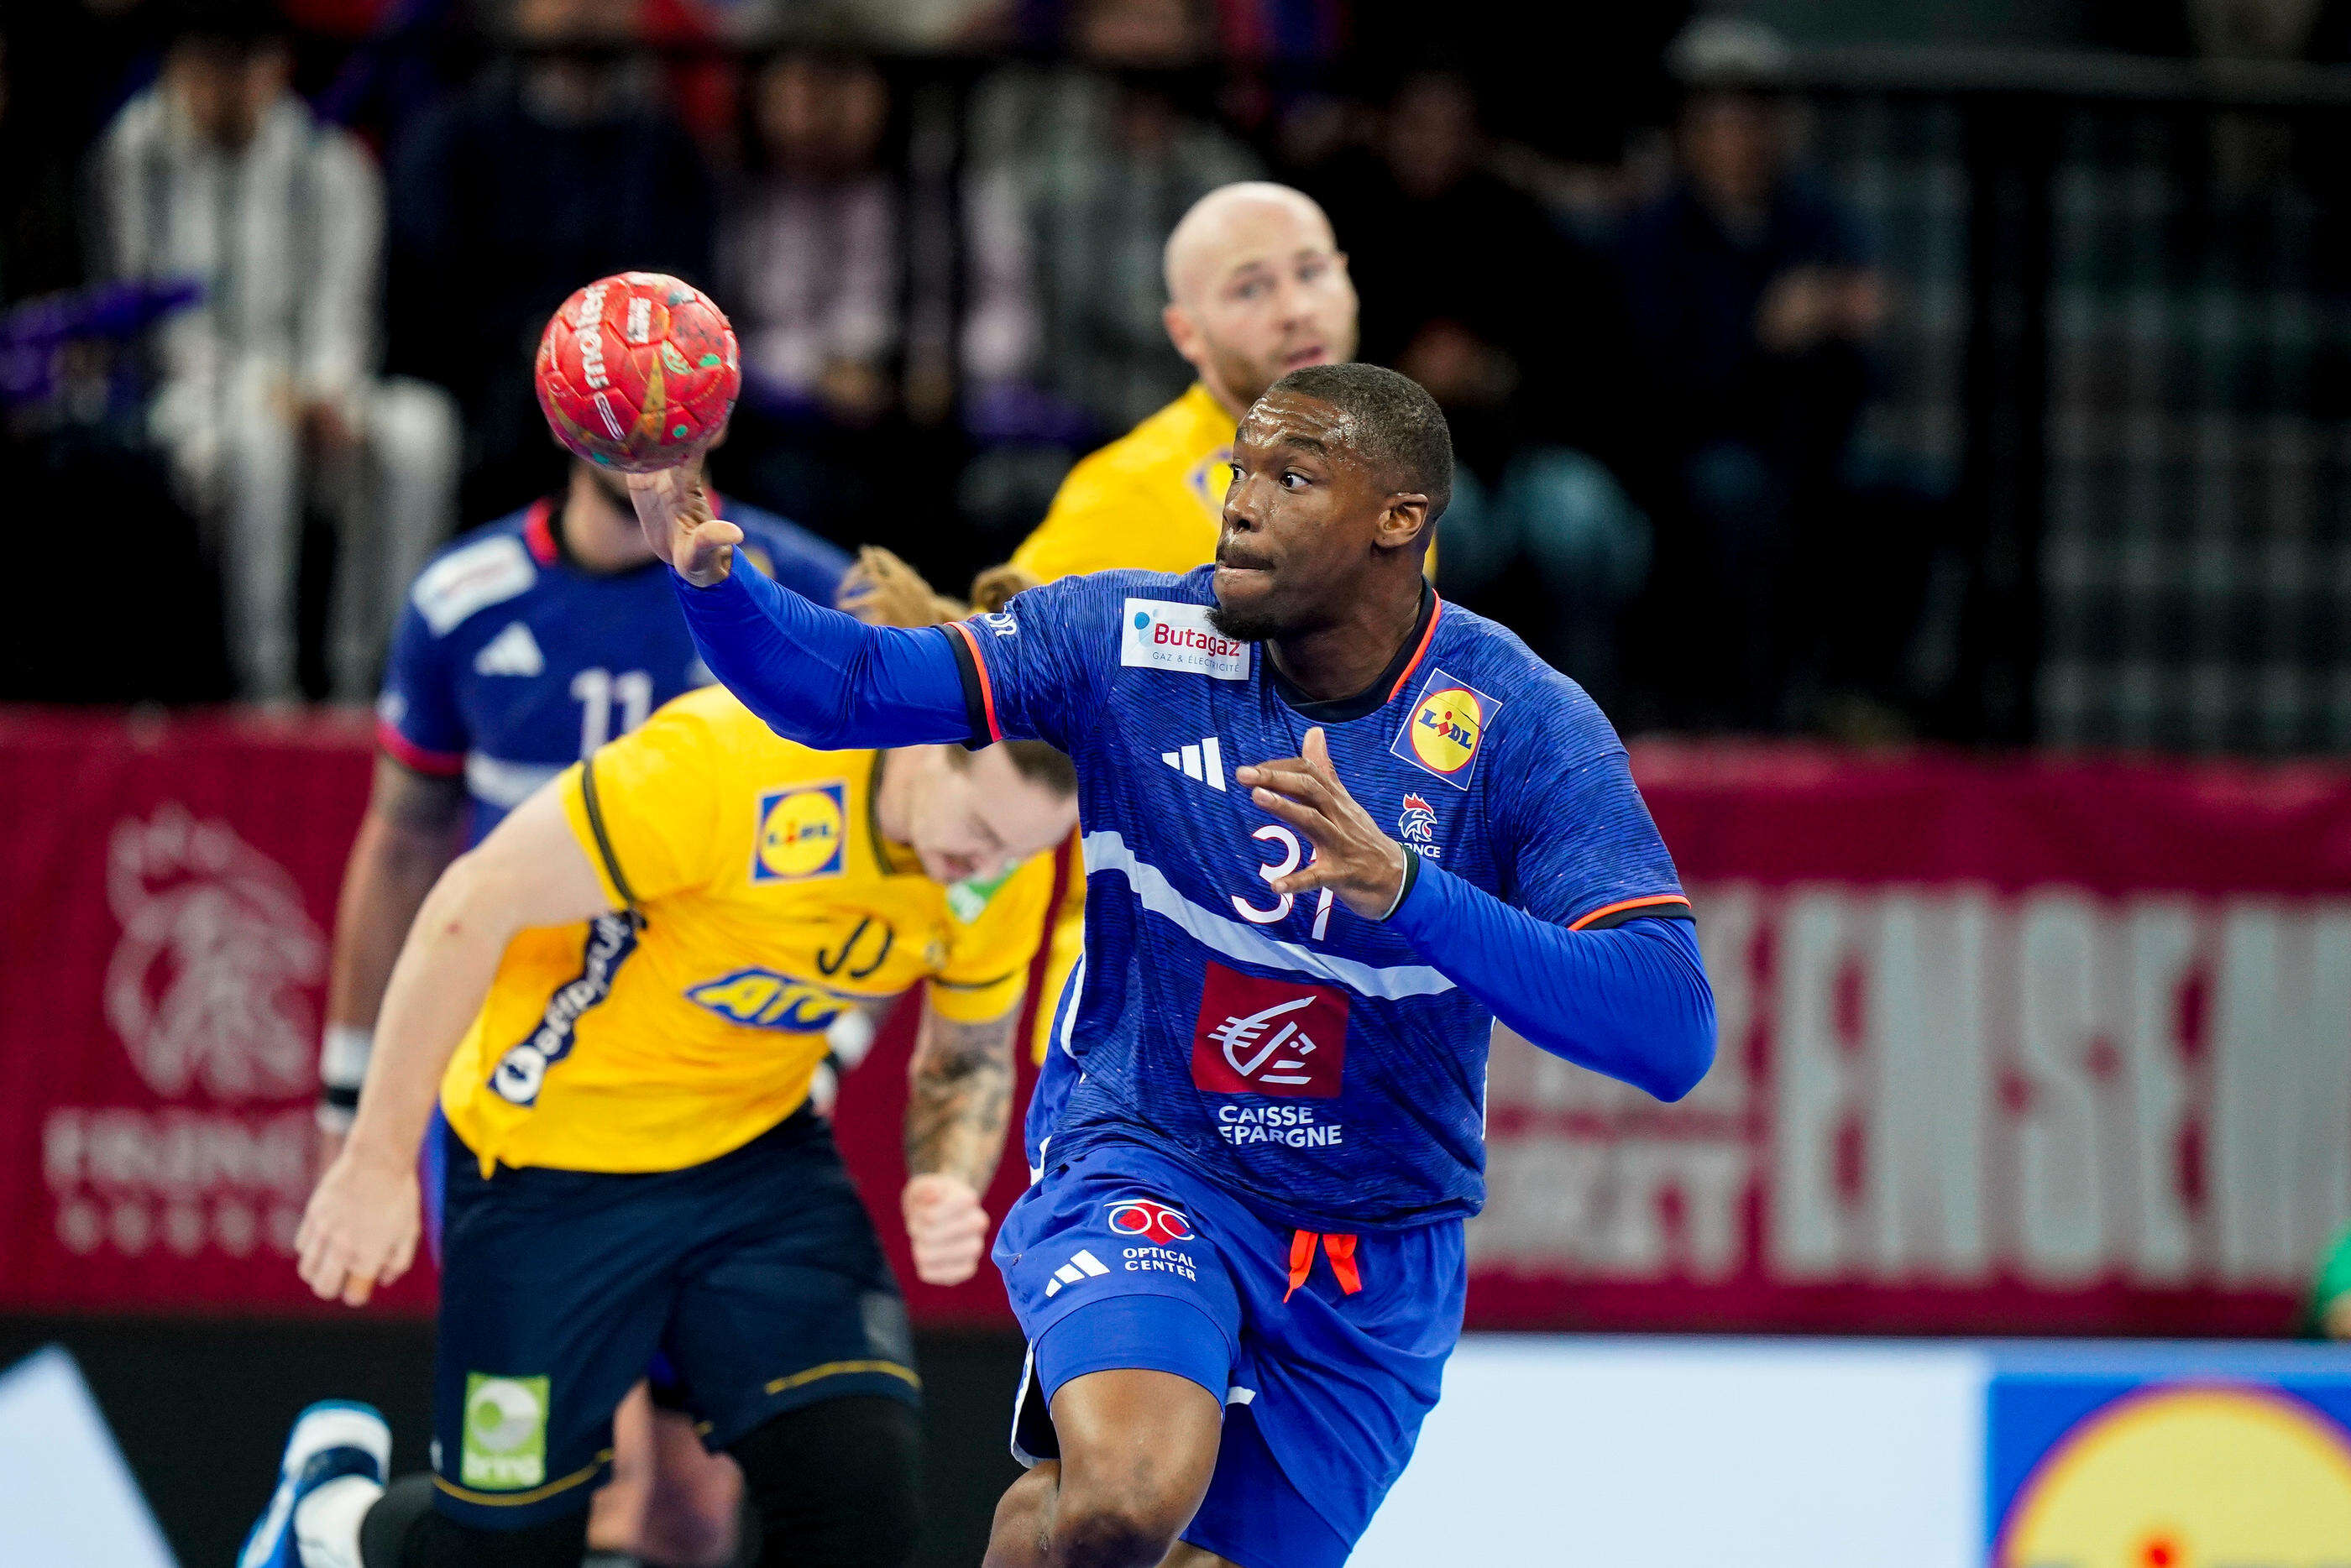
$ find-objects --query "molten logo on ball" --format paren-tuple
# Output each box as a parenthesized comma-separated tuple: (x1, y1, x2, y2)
(1105, 1200, 1194, 1245)
(535, 272, 741, 473)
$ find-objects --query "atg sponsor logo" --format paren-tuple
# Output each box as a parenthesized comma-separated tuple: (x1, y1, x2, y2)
(685, 969, 848, 1032)
(752, 783, 847, 882)
(1121, 598, 1250, 680)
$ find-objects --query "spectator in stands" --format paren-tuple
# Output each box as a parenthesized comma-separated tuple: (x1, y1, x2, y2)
(718, 44, 1034, 560)
(970, 0, 1261, 436)
(387, 0, 715, 522)
(1308, 68, 1650, 704)
(94, 0, 459, 700)
(1616, 18, 1885, 729)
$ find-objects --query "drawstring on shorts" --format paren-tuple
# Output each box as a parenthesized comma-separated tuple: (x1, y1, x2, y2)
(1284, 1229, 1363, 1301)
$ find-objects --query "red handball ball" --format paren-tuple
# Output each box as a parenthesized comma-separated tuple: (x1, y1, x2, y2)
(533, 273, 741, 473)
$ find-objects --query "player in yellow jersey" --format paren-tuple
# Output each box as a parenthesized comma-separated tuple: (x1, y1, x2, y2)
(270, 682, 1075, 1568)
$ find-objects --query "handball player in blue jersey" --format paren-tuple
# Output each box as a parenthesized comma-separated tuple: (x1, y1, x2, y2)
(311, 452, 846, 1565)
(629, 363, 1716, 1568)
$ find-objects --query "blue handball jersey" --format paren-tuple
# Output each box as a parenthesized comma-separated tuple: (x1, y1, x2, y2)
(378, 495, 848, 844)
(956, 567, 1692, 1231)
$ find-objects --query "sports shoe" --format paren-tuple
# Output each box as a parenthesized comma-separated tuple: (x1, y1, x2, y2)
(238, 1401, 391, 1568)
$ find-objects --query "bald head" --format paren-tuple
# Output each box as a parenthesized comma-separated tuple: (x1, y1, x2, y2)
(1160, 182, 1359, 415)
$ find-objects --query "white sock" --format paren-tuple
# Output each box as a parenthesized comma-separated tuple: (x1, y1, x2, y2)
(292, 1474, 385, 1568)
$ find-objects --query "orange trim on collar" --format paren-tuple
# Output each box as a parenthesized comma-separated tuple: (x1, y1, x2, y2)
(522, 498, 558, 565)
(1386, 598, 1444, 703)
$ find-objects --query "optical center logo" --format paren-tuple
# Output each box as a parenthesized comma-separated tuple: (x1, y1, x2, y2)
(1106, 1199, 1194, 1244)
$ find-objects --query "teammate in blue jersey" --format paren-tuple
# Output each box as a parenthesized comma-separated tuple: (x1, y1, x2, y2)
(628, 363, 1716, 1568)
(312, 454, 846, 1566)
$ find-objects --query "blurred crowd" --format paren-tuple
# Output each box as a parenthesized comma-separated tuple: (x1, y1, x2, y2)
(0, 0, 1935, 734)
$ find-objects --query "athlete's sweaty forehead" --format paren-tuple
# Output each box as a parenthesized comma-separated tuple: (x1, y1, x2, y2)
(1235, 389, 1362, 469)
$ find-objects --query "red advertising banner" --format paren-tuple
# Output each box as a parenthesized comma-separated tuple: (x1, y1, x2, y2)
(3, 713, 2347, 1334)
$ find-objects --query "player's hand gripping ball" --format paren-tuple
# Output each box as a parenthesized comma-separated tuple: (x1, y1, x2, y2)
(534, 272, 740, 473)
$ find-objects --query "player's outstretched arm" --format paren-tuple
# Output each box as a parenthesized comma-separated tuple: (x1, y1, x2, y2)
(625, 465, 981, 751)
(901, 997, 1018, 1287)
(296, 782, 615, 1307)
(1241, 729, 1716, 1103)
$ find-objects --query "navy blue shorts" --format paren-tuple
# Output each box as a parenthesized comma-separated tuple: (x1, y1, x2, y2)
(994, 1135, 1465, 1567)
(432, 1108, 919, 1529)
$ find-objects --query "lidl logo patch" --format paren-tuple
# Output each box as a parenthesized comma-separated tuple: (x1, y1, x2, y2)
(1392, 668, 1499, 790)
(460, 1373, 547, 1491)
(687, 969, 849, 1032)
(1990, 1376, 2351, 1568)
(753, 784, 846, 881)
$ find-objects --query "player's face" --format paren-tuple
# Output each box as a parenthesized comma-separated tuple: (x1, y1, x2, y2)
(908, 748, 1076, 886)
(1212, 390, 1388, 641)
(1172, 215, 1358, 411)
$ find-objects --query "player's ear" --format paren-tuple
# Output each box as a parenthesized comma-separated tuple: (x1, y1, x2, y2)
(1377, 494, 1430, 552)
(1164, 301, 1199, 364)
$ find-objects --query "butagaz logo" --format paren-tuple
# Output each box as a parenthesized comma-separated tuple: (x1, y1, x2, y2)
(460, 1373, 548, 1490)
(1160, 736, 1228, 792)
(1044, 1248, 1110, 1298)
(1121, 598, 1249, 680)
(1106, 1198, 1194, 1244)
(1392, 667, 1502, 790)
(1189, 962, 1348, 1100)
(1398, 793, 1440, 857)
(105, 807, 325, 1101)
(492, 914, 636, 1105)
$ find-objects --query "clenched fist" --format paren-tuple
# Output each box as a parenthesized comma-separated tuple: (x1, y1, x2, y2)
(902, 1173, 989, 1286)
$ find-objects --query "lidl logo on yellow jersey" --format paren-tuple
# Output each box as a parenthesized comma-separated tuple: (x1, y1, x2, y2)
(1992, 1379, 2351, 1568)
(752, 783, 846, 881)
(1393, 668, 1500, 791)
(686, 969, 850, 1032)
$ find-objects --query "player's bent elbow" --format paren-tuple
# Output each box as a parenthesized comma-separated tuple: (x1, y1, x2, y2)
(1638, 1025, 1717, 1104)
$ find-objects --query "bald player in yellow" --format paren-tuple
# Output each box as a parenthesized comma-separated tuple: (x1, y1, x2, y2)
(1008, 181, 1361, 583)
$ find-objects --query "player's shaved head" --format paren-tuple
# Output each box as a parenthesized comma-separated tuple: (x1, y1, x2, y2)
(1160, 182, 1357, 415)
(1162, 183, 1333, 305)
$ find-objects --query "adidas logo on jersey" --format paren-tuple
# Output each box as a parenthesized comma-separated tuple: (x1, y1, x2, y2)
(474, 622, 545, 677)
(1160, 737, 1227, 792)
(1044, 1249, 1110, 1298)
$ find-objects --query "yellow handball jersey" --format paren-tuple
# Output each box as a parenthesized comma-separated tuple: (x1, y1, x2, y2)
(438, 685, 1054, 1176)
(1011, 384, 1237, 582)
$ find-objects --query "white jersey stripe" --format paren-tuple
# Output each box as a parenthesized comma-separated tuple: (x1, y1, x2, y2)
(1080, 831, 1456, 1000)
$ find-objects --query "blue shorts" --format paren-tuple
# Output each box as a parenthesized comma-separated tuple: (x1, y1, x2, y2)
(994, 1134, 1466, 1567)
(432, 1108, 919, 1529)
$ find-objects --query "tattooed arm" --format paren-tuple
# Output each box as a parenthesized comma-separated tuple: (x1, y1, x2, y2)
(900, 997, 1018, 1287)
